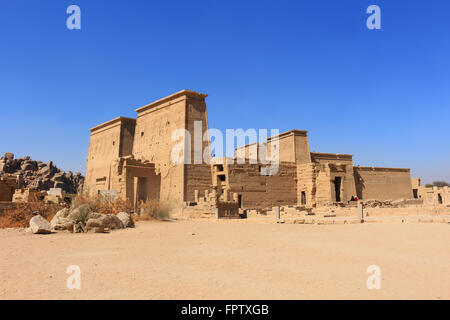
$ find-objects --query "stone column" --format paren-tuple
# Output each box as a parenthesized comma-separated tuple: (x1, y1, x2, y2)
(194, 189, 199, 202)
(275, 206, 280, 220)
(358, 202, 364, 220)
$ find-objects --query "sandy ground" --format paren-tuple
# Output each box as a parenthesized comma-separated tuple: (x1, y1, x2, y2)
(0, 220, 449, 300)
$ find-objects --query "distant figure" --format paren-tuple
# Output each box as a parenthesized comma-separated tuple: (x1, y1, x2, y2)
(354, 196, 359, 201)
(350, 196, 355, 201)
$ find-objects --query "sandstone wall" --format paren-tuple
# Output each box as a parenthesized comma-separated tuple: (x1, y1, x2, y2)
(132, 91, 211, 204)
(85, 117, 134, 195)
(296, 163, 317, 206)
(418, 186, 450, 206)
(226, 162, 297, 209)
(184, 164, 213, 202)
(0, 179, 15, 201)
(266, 130, 311, 164)
(354, 167, 413, 200)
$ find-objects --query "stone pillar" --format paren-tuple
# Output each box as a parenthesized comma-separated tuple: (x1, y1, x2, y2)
(215, 207, 219, 219)
(194, 189, 199, 202)
(275, 206, 280, 220)
(223, 190, 228, 202)
(358, 202, 364, 220)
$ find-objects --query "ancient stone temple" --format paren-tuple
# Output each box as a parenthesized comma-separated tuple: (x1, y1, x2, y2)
(85, 90, 212, 208)
(85, 89, 413, 210)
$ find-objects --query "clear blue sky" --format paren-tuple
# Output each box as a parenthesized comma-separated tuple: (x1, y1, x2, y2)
(1, 0, 449, 183)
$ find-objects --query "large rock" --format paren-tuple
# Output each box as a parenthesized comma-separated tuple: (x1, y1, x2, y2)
(68, 204, 92, 223)
(4, 152, 14, 161)
(86, 214, 124, 231)
(29, 215, 52, 234)
(103, 214, 125, 230)
(50, 215, 73, 231)
(21, 161, 37, 171)
(116, 212, 134, 228)
(55, 208, 70, 218)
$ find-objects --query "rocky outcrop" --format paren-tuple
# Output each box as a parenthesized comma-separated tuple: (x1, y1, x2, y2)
(0, 152, 84, 194)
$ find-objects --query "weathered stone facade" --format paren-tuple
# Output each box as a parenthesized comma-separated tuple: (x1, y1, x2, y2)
(85, 89, 414, 210)
(86, 90, 212, 208)
(412, 178, 450, 206)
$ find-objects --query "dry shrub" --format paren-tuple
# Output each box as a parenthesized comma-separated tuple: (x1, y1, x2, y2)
(0, 195, 64, 229)
(135, 199, 170, 221)
(98, 197, 132, 214)
(71, 192, 132, 214)
(71, 192, 102, 212)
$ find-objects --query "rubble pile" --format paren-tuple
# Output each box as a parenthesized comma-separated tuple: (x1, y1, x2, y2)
(30, 204, 134, 234)
(0, 152, 84, 194)
(362, 199, 395, 208)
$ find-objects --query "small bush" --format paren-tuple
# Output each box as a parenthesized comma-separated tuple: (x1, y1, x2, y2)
(98, 197, 133, 214)
(71, 192, 132, 214)
(71, 192, 102, 212)
(136, 199, 170, 221)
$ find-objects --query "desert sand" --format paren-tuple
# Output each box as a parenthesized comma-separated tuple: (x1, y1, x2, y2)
(0, 220, 449, 300)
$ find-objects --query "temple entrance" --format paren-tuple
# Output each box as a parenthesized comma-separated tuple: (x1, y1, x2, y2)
(301, 191, 306, 205)
(333, 177, 342, 202)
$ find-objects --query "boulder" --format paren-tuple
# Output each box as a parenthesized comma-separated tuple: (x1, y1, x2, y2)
(50, 215, 73, 231)
(103, 214, 124, 229)
(116, 212, 134, 228)
(21, 161, 37, 171)
(29, 215, 52, 234)
(68, 204, 91, 223)
(55, 208, 70, 218)
(86, 214, 124, 231)
(85, 217, 108, 233)
(4, 152, 14, 161)
(53, 181, 65, 189)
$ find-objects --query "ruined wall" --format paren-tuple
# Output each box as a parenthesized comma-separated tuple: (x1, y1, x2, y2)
(225, 161, 298, 209)
(0, 178, 16, 201)
(184, 164, 213, 202)
(354, 167, 413, 200)
(417, 185, 450, 206)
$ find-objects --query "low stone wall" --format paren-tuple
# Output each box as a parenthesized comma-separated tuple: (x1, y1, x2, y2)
(217, 201, 239, 218)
